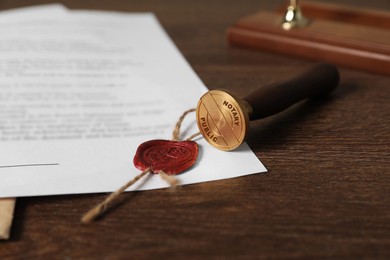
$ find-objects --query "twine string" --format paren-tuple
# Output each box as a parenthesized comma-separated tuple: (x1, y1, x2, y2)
(186, 131, 202, 141)
(81, 108, 200, 223)
(159, 171, 180, 186)
(172, 108, 196, 141)
(81, 169, 150, 223)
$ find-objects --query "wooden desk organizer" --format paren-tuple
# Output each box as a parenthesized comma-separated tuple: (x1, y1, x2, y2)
(227, 2, 390, 75)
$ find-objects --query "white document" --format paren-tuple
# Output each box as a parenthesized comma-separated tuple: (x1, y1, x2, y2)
(0, 6, 267, 198)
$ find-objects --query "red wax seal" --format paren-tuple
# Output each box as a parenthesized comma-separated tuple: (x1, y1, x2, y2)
(133, 139, 198, 175)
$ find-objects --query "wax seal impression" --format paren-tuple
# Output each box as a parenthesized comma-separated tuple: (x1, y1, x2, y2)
(196, 90, 249, 151)
(133, 139, 198, 175)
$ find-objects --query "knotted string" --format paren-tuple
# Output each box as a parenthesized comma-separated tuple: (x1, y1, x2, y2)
(81, 108, 200, 223)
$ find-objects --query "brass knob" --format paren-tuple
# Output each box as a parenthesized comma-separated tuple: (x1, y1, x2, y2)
(282, 0, 310, 30)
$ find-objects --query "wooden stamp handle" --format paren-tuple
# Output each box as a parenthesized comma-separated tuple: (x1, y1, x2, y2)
(243, 63, 339, 120)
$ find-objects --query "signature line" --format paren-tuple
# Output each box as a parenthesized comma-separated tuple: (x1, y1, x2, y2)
(0, 163, 60, 169)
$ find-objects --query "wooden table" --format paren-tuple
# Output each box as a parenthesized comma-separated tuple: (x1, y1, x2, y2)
(1, 0, 389, 258)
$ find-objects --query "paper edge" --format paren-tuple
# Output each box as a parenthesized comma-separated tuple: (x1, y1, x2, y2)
(0, 198, 16, 240)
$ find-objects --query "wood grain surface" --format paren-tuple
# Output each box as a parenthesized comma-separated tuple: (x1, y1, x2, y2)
(1, 0, 389, 259)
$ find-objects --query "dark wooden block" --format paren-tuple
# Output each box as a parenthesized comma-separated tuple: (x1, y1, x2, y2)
(227, 2, 390, 75)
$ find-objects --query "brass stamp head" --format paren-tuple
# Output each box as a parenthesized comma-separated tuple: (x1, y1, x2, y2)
(196, 90, 249, 151)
